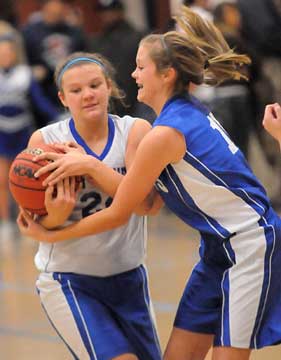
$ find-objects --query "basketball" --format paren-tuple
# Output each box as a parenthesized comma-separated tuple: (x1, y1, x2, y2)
(9, 143, 65, 215)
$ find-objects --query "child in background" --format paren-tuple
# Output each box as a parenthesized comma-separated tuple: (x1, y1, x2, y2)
(0, 28, 59, 234)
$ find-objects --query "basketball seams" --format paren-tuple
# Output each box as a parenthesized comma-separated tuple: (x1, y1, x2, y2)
(9, 179, 46, 191)
(13, 157, 49, 168)
(24, 207, 46, 213)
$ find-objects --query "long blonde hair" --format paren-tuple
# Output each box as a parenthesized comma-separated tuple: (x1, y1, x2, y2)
(140, 6, 251, 94)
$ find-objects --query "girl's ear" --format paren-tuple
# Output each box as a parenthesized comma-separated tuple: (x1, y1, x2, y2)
(58, 90, 67, 107)
(163, 66, 177, 84)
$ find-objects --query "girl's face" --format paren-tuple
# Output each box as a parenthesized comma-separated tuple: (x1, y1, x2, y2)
(59, 63, 112, 123)
(0, 41, 17, 69)
(224, 5, 241, 30)
(132, 44, 168, 112)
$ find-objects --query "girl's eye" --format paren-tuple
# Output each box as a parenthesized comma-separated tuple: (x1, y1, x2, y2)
(70, 88, 80, 93)
(91, 82, 101, 88)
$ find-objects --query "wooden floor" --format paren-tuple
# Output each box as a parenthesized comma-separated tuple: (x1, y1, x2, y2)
(0, 208, 281, 359)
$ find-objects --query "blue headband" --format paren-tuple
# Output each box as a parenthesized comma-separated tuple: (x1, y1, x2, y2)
(0, 33, 16, 43)
(57, 57, 105, 88)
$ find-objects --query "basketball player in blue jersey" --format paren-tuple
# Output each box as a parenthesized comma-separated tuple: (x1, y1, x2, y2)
(18, 6, 281, 360)
(19, 52, 162, 360)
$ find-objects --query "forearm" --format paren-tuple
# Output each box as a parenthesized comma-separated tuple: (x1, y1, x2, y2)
(87, 159, 123, 197)
(38, 213, 65, 229)
(47, 206, 129, 243)
(88, 159, 162, 215)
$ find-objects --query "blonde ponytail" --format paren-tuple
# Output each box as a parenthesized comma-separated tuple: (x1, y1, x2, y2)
(141, 5, 251, 94)
(175, 6, 251, 85)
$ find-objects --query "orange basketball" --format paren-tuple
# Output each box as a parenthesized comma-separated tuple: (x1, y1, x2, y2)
(9, 143, 65, 215)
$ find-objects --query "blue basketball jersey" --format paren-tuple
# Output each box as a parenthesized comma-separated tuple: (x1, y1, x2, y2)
(153, 95, 276, 266)
(153, 95, 281, 349)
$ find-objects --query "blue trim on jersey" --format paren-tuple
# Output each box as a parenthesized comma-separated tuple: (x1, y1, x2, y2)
(222, 240, 236, 266)
(0, 105, 24, 116)
(221, 271, 231, 346)
(53, 273, 97, 359)
(250, 216, 276, 348)
(184, 151, 268, 217)
(70, 116, 115, 160)
(40, 297, 79, 359)
(137, 266, 162, 356)
(157, 164, 231, 239)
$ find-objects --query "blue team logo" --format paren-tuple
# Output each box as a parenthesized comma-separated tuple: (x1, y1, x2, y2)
(155, 179, 169, 193)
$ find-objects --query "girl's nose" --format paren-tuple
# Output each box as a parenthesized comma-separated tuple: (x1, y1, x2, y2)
(131, 68, 137, 79)
(82, 88, 94, 98)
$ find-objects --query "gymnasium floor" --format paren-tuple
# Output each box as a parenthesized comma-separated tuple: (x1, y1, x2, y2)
(0, 208, 281, 359)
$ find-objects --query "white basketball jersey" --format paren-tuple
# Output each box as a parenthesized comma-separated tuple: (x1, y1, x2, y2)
(0, 65, 34, 132)
(35, 115, 147, 276)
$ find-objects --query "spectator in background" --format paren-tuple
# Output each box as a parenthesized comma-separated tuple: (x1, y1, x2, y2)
(209, 1, 253, 158)
(0, 0, 18, 27)
(22, 0, 87, 118)
(63, 2, 84, 28)
(0, 28, 59, 235)
(237, 0, 281, 119)
(89, 0, 154, 120)
(0, 20, 25, 61)
(184, 0, 213, 21)
(237, 0, 281, 205)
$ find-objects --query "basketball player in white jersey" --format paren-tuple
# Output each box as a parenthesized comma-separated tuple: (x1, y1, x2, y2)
(18, 7, 281, 360)
(22, 52, 162, 360)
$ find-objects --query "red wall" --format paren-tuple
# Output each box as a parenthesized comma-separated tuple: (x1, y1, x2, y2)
(15, 0, 170, 33)
(15, 0, 100, 34)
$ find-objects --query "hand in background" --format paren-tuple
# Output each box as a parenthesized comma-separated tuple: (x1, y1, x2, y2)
(262, 103, 281, 148)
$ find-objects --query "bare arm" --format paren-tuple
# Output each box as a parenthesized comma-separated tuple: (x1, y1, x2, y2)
(28, 129, 44, 148)
(18, 126, 186, 242)
(88, 118, 163, 215)
(125, 120, 164, 215)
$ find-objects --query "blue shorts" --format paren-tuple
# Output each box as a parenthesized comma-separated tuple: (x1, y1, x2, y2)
(0, 128, 31, 159)
(36, 266, 162, 360)
(174, 217, 281, 349)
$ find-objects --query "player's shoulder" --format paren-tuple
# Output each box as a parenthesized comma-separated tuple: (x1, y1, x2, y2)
(109, 114, 150, 133)
(111, 113, 150, 126)
(40, 116, 71, 134)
